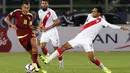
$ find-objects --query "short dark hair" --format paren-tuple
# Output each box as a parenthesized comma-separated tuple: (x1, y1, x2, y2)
(65, 8, 70, 12)
(22, 0, 30, 5)
(95, 7, 103, 15)
(42, 0, 48, 2)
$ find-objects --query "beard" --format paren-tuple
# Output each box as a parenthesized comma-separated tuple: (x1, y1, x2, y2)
(42, 7, 48, 11)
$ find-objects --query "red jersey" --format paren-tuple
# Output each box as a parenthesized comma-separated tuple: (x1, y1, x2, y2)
(8, 9, 33, 36)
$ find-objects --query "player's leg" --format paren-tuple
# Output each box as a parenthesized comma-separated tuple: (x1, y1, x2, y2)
(39, 42, 72, 64)
(19, 36, 45, 72)
(27, 49, 41, 69)
(30, 37, 40, 71)
(48, 42, 72, 62)
(53, 47, 63, 62)
(29, 50, 41, 68)
(40, 34, 50, 57)
(88, 51, 111, 73)
(87, 52, 106, 70)
(51, 34, 64, 68)
(40, 42, 49, 56)
(83, 42, 111, 73)
(28, 49, 46, 73)
(53, 46, 64, 68)
(40, 37, 78, 64)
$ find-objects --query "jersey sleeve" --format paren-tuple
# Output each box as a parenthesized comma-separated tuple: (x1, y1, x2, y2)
(7, 10, 17, 18)
(51, 10, 58, 20)
(102, 19, 121, 29)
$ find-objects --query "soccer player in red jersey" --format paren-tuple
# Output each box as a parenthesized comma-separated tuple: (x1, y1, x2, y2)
(5, 0, 46, 73)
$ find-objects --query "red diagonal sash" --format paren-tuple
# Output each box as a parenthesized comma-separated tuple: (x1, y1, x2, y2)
(80, 18, 101, 32)
(42, 11, 51, 27)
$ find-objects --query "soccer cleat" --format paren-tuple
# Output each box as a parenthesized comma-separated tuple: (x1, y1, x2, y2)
(59, 60, 64, 69)
(103, 68, 112, 73)
(39, 54, 49, 64)
(39, 54, 45, 61)
(32, 63, 39, 72)
(34, 67, 47, 73)
(41, 69, 47, 73)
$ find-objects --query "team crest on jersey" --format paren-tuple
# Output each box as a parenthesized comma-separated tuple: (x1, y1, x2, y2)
(20, 15, 23, 17)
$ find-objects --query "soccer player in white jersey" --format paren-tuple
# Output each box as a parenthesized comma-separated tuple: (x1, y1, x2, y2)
(40, 7, 130, 73)
(38, 0, 64, 68)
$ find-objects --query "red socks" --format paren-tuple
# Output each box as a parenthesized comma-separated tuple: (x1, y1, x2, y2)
(57, 48, 64, 55)
(32, 53, 38, 63)
(32, 53, 41, 68)
(95, 59, 101, 66)
(43, 48, 48, 55)
(58, 55, 63, 61)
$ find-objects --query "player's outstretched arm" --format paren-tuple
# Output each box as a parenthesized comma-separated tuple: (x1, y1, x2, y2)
(102, 19, 130, 31)
(104, 21, 130, 32)
(4, 16, 18, 30)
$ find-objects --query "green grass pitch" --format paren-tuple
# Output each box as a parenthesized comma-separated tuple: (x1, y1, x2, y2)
(0, 52, 130, 73)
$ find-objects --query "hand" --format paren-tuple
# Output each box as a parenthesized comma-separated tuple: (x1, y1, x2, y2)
(11, 24, 18, 30)
(121, 27, 130, 32)
(39, 25, 44, 32)
(39, 25, 51, 32)
(44, 27, 51, 32)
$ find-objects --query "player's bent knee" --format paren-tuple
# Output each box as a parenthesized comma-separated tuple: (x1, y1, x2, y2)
(32, 48, 38, 53)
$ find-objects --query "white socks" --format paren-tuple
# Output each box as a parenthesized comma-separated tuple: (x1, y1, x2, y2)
(99, 63, 107, 70)
(48, 50, 60, 62)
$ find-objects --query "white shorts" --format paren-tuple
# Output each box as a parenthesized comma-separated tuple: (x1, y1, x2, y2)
(40, 28, 60, 47)
(68, 36, 94, 52)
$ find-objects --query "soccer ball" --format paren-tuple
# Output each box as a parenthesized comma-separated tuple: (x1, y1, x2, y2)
(25, 63, 35, 73)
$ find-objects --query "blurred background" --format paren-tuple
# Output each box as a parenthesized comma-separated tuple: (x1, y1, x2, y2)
(1, 0, 130, 27)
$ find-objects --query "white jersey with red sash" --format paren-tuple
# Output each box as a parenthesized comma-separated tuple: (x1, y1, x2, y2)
(38, 8, 60, 46)
(68, 14, 121, 52)
(76, 14, 121, 41)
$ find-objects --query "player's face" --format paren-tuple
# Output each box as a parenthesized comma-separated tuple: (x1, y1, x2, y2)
(92, 8, 100, 18)
(41, 1, 48, 8)
(21, 4, 30, 14)
(66, 11, 70, 15)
